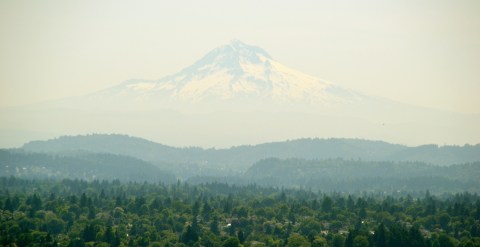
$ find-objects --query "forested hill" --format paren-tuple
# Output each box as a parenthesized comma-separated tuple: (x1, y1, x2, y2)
(22, 134, 203, 164)
(21, 134, 480, 169)
(3, 147, 480, 192)
(241, 158, 480, 193)
(0, 150, 175, 183)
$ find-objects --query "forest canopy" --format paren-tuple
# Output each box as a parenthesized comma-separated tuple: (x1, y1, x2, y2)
(1, 177, 480, 246)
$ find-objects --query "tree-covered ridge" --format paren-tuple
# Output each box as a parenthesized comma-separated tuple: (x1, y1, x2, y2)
(0, 150, 175, 183)
(21, 134, 480, 170)
(1, 178, 480, 246)
(242, 158, 480, 193)
(3, 149, 480, 193)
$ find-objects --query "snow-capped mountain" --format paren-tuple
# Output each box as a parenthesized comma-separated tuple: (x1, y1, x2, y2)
(3, 40, 478, 148)
(102, 40, 362, 107)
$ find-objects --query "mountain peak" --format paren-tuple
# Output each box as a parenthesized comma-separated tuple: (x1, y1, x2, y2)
(228, 39, 244, 46)
(198, 40, 272, 69)
(223, 39, 272, 59)
(107, 41, 349, 104)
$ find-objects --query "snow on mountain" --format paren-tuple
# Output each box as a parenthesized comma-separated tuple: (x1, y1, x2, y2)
(6, 40, 477, 148)
(106, 40, 362, 106)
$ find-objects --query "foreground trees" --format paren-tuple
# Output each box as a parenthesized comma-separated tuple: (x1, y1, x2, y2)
(1, 177, 480, 246)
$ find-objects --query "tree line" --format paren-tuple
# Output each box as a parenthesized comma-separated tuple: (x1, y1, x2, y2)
(1, 177, 480, 246)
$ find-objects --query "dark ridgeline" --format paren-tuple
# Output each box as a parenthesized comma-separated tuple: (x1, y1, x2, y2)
(1, 133, 478, 193)
(21, 133, 480, 167)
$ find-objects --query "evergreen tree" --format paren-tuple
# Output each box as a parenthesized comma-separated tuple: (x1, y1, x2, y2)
(82, 224, 96, 242)
(373, 223, 387, 247)
(222, 236, 240, 247)
(321, 196, 333, 213)
(181, 225, 199, 245)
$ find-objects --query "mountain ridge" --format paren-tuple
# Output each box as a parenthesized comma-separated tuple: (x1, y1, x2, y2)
(239, 158, 480, 193)
(0, 149, 175, 183)
(20, 134, 480, 173)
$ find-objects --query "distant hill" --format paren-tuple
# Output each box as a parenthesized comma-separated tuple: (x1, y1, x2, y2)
(21, 134, 480, 174)
(22, 134, 201, 163)
(9, 134, 480, 192)
(0, 149, 175, 183)
(242, 158, 480, 193)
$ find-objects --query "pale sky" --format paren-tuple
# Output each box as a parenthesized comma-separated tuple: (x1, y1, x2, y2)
(1, 0, 479, 114)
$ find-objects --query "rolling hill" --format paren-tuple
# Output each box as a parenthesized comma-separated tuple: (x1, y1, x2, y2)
(21, 134, 480, 174)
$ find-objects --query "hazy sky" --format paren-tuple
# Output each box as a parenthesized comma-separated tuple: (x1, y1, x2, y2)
(1, 0, 479, 113)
